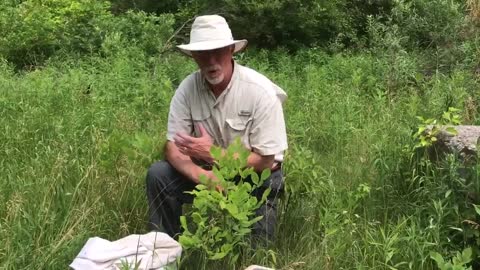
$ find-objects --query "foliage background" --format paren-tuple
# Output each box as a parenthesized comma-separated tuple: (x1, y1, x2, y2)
(0, 0, 479, 269)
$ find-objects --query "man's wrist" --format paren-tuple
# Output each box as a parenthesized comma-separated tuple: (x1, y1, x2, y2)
(190, 167, 211, 184)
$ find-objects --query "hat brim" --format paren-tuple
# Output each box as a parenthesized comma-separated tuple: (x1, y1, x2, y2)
(177, 39, 248, 56)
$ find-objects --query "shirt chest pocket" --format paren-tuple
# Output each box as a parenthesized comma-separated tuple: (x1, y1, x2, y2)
(191, 109, 211, 137)
(225, 117, 252, 145)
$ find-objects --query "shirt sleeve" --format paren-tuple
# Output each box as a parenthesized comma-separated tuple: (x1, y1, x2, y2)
(249, 92, 288, 156)
(166, 78, 193, 141)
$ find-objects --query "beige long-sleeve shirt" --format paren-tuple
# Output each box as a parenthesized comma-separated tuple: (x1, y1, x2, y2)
(167, 62, 288, 162)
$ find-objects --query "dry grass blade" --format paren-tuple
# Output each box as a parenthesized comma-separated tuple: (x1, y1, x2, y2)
(467, 0, 480, 23)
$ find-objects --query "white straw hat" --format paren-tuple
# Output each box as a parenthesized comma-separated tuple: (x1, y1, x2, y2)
(177, 15, 248, 56)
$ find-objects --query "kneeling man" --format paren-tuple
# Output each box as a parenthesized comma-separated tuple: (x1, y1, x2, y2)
(146, 15, 288, 241)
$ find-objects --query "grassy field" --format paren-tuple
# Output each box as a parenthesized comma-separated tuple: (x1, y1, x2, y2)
(0, 46, 479, 269)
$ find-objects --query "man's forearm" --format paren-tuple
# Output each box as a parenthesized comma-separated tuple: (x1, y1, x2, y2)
(213, 146, 274, 172)
(165, 141, 207, 184)
(247, 151, 275, 172)
(167, 139, 273, 180)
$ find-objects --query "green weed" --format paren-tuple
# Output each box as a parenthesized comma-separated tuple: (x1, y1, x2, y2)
(179, 139, 271, 264)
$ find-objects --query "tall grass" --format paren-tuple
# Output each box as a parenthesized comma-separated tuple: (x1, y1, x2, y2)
(0, 45, 479, 269)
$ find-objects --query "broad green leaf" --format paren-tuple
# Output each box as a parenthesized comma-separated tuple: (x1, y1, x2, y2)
(251, 172, 259, 185)
(453, 266, 469, 270)
(461, 247, 472, 264)
(219, 200, 226, 210)
(430, 251, 445, 265)
(210, 145, 222, 160)
(417, 126, 426, 134)
(448, 107, 460, 112)
(235, 212, 248, 221)
(220, 243, 233, 253)
(247, 215, 263, 226)
(247, 197, 258, 208)
(210, 226, 219, 236)
(195, 184, 207, 190)
(260, 168, 271, 181)
(452, 252, 462, 265)
(192, 212, 203, 224)
(180, 216, 188, 231)
(260, 187, 271, 204)
(239, 169, 248, 179)
(445, 127, 458, 135)
(179, 235, 196, 247)
(243, 182, 252, 192)
(210, 252, 227, 260)
(236, 228, 251, 235)
(474, 204, 480, 216)
(225, 203, 238, 216)
(239, 150, 249, 164)
(212, 167, 224, 182)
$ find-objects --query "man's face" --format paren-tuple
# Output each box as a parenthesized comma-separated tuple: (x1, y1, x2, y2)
(191, 46, 234, 85)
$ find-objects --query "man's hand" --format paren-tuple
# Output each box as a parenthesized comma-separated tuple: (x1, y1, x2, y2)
(202, 170, 224, 194)
(173, 123, 214, 163)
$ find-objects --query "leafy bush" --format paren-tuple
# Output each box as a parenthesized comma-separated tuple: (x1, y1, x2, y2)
(100, 11, 174, 56)
(0, 0, 112, 67)
(0, 1, 175, 67)
(413, 107, 461, 149)
(179, 139, 271, 263)
(109, 0, 181, 14)
(366, 0, 477, 80)
(173, 0, 385, 50)
(430, 247, 473, 270)
(388, 0, 465, 49)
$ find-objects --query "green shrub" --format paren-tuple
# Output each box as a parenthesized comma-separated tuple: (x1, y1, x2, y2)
(109, 0, 181, 14)
(0, 1, 175, 68)
(179, 139, 271, 264)
(0, 0, 112, 67)
(391, 0, 465, 48)
(100, 11, 174, 57)
(174, 0, 365, 50)
(108, 0, 393, 51)
(431, 247, 473, 270)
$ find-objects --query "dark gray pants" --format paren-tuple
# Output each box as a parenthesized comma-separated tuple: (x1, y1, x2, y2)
(145, 160, 284, 240)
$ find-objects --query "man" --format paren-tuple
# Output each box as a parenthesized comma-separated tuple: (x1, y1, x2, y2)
(146, 15, 287, 241)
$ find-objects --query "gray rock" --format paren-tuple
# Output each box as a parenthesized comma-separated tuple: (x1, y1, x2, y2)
(434, 125, 480, 163)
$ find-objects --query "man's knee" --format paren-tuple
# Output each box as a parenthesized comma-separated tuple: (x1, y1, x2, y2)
(146, 160, 175, 189)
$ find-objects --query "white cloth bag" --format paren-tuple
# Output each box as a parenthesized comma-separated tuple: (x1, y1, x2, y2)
(70, 232, 182, 270)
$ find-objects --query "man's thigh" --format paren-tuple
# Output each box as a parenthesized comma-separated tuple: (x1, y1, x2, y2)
(147, 160, 197, 203)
